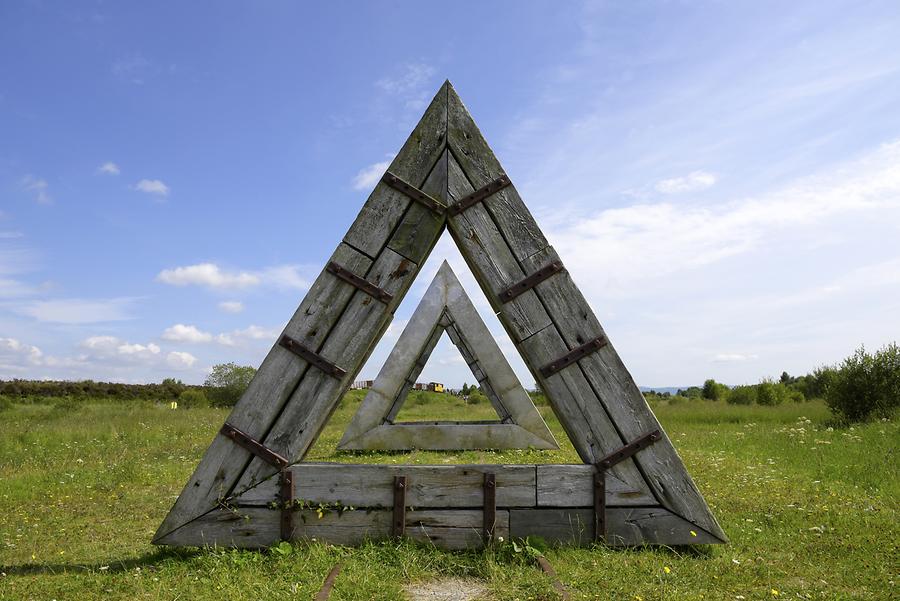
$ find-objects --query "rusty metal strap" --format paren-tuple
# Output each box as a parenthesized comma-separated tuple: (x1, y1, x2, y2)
(279, 334, 347, 379)
(280, 470, 295, 541)
(447, 175, 511, 217)
(382, 172, 446, 214)
(498, 260, 565, 303)
(539, 336, 608, 378)
(597, 429, 662, 469)
(326, 261, 393, 304)
(220, 422, 289, 469)
(392, 475, 407, 537)
(483, 472, 496, 543)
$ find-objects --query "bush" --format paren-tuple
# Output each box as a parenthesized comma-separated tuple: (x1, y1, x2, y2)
(204, 362, 257, 407)
(788, 389, 806, 403)
(702, 379, 729, 401)
(468, 390, 487, 405)
(178, 388, 209, 408)
(727, 385, 757, 405)
(805, 365, 839, 399)
(756, 379, 788, 406)
(826, 343, 900, 422)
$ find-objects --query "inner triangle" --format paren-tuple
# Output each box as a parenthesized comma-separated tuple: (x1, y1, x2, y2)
(338, 261, 558, 451)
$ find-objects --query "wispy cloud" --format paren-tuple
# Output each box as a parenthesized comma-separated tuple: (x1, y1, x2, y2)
(156, 262, 310, 291)
(352, 156, 394, 190)
(376, 63, 436, 111)
(549, 140, 900, 298)
(22, 175, 52, 204)
(112, 54, 153, 85)
(161, 323, 279, 347)
(81, 335, 196, 370)
(133, 179, 169, 197)
(655, 171, 717, 194)
(218, 300, 244, 313)
(15, 297, 136, 323)
(97, 162, 120, 175)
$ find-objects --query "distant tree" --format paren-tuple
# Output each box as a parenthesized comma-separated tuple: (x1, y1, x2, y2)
(204, 362, 257, 407)
(780, 371, 791, 385)
(677, 386, 703, 399)
(702, 379, 729, 401)
(461, 383, 470, 395)
(468, 390, 487, 405)
(756, 378, 787, 406)
(806, 365, 839, 399)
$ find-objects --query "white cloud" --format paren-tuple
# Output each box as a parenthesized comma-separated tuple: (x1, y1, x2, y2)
(711, 353, 759, 363)
(162, 324, 213, 343)
(22, 175, 52, 204)
(0, 337, 43, 365)
(166, 351, 197, 369)
(231, 325, 279, 340)
(156, 262, 310, 291)
(549, 140, 900, 298)
(218, 300, 244, 313)
(352, 157, 393, 190)
(98, 162, 120, 175)
(81, 336, 159, 361)
(655, 170, 717, 194)
(133, 179, 170, 197)
(15, 298, 135, 323)
(156, 263, 260, 289)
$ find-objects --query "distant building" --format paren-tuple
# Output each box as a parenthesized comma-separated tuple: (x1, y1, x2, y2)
(351, 380, 374, 390)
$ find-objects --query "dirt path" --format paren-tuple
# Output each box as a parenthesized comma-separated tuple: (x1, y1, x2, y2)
(403, 577, 489, 601)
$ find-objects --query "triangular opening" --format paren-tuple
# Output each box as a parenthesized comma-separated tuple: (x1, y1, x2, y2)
(336, 261, 558, 451)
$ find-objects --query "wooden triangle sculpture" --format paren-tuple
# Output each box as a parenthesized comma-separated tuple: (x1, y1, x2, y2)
(154, 81, 727, 549)
(338, 261, 558, 451)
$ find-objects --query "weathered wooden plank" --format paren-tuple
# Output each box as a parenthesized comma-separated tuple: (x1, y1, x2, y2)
(509, 508, 724, 546)
(536, 465, 655, 507)
(343, 83, 448, 259)
(342, 423, 557, 451)
(153, 243, 372, 542)
(446, 83, 547, 262)
(518, 325, 653, 498)
(238, 464, 536, 508)
(383, 323, 443, 423)
(522, 246, 727, 542)
(234, 248, 419, 492)
(446, 154, 552, 343)
(386, 149, 448, 263)
(161, 507, 508, 550)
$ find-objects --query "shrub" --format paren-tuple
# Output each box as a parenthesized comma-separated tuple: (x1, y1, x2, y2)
(727, 385, 756, 405)
(826, 343, 900, 422)
(788, 389, 806, 403)
(204, 362, 257, 407)
(468, 390, 487, 405)
(179, 388, 209, 408)
(805, 365, 839, 399)
(756, 379, 788, 406)
(702, 379, 729, 401)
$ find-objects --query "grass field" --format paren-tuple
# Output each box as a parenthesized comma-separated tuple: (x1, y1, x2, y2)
(0, 392, 897, 600)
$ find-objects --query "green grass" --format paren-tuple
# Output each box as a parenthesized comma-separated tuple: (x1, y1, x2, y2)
(0, 394, 897, 600)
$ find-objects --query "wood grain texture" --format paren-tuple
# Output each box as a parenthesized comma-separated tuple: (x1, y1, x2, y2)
(509, 507, 724, 546)
(522, 246, 726, 541)
(237, 463, 537, 508)
(158, 507, 508, 550)
(153, 243, 371, 542)
(536, 465, 654, 507)
(341, 423, 557, 451)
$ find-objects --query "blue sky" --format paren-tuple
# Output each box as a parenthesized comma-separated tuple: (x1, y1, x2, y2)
(2, 1, 899, 388)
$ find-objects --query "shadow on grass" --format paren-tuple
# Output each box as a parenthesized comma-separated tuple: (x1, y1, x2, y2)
(1, 547, 201, 576)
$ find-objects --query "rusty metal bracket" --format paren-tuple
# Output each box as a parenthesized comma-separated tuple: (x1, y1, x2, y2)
(483, 472, 497, 543)
(539, 336, 608, 378)
(598, 429, 662, 469)
(382, 172, 446, 214)
(279, 334, 347, 379)
(326, 261, 393, 304)
(219, 422, 289, 469)
(498, 260, 565, 303)
(314, 561, 345, 601)
(392, 475, 407, 537)
(280, 469, 295, 541)
(447, 175, 511, 217)
(593, 430, 662, 542)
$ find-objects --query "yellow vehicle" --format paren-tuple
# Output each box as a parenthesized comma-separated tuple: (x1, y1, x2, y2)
(428, 382, 444, 393)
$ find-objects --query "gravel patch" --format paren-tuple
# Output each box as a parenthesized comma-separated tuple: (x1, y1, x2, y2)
(403, 577, 489, 601)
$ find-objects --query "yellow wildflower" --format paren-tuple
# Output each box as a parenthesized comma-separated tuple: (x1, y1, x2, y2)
(664, 566, 671, 574)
